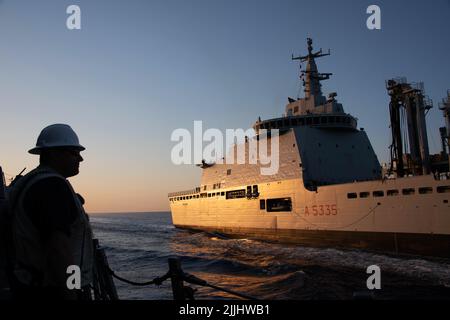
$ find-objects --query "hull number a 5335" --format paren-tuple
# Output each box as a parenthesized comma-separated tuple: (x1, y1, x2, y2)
(304, 204, 337, 216)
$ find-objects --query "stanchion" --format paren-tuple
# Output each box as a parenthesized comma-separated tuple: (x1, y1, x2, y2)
(168, 258, 186, 300)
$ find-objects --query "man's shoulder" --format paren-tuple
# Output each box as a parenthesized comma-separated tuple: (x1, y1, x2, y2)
(8, 168, 66, 206)
(29, 176, 68, 190)
(22, 173, 79, 233)
(24, 176, 72, 204)
(11, 168, 64, 192)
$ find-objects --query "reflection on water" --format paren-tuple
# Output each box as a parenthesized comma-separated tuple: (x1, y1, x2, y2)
(90, 212, 450, 300)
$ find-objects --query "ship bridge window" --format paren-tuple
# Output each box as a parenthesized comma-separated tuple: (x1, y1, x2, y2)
(387, 190, 399, 196)
(359, 192, 370, 198)
(402, 188, 415, 195)
(437, 186, 450, 193)
(347, 193, 357, 199)
(260, 199, 266, 210)
(419, 187, 433, 194)
(373, 191, 384, 197)
(267, 198, 292, 212)
(226, 189, 246, 199)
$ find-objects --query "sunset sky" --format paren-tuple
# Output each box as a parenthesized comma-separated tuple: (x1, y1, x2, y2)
(1, 0, 449, 213)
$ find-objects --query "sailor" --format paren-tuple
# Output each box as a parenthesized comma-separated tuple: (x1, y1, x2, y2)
(7, 124, 94, 300)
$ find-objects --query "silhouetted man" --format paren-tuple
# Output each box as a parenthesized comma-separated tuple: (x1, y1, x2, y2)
(8, 124, 93, 300)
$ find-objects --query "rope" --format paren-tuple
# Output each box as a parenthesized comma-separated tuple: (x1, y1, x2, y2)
(104, 264, 258, 300)
(106, 265, 170, 286)
(332, 203, 381, 230)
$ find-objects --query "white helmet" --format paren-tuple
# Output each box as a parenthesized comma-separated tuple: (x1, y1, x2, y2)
(28, 124, 85, 155)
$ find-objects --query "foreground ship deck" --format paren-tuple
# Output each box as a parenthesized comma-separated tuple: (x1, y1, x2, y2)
(169, 39, 450, 258)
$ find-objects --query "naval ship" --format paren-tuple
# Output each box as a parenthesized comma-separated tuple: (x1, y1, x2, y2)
(168, 39, 450, 258)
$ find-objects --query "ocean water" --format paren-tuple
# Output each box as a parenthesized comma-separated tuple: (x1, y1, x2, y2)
(90, 212, 450, 300)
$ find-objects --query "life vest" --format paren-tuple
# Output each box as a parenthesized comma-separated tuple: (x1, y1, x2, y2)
(8, 165, 94, 288)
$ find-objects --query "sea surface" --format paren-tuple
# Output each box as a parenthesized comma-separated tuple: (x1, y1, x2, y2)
(90, 212, 450, 300)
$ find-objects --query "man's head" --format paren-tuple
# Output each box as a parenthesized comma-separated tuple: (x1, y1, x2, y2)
(29, 124, 85, 178)
(39, 147, 83, 178)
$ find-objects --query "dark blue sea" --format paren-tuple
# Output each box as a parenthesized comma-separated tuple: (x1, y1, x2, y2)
(90, 212, 450, 300)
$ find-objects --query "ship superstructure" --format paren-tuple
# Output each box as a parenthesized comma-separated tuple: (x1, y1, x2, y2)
(168, 39, 450, 258)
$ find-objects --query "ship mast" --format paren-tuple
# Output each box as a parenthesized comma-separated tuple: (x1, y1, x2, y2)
(292, 38, 332, 106)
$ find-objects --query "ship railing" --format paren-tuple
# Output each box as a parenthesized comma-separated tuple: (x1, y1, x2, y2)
(254, 114, 357, 132)
(168, 188, 201, 198)
(103, 256, 258, 300)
